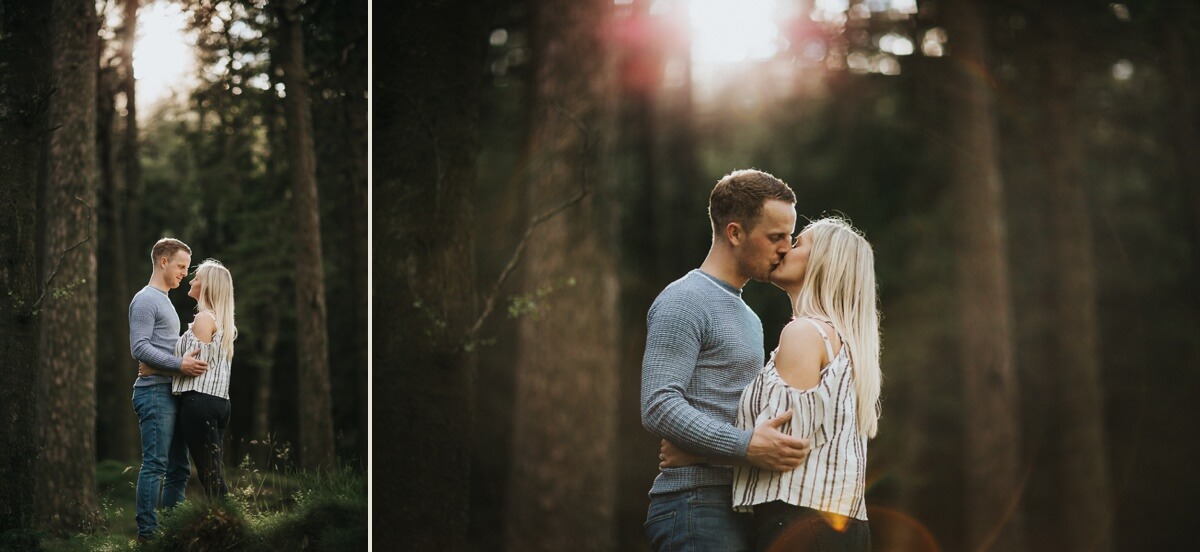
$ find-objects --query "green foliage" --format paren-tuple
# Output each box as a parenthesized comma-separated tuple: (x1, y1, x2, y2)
(250, 467, 367, 551)
(506, 277, 577, 319)
(146, 497, 250, 552)
(39, 461, 364, 552)
(0, 528, 44, 552)
(49, 279, 87, 303)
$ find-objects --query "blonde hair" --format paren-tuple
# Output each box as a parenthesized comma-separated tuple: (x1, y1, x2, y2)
(193, 259, 237, 359)
(794, 218, 882, 438)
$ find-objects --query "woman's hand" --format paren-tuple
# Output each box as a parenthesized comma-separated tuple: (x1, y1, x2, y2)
(137, 362, 158, 378)
(659, 439, 705, 469)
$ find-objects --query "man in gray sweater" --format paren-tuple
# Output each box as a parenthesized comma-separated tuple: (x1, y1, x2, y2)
(641, 170, 811, 551)
(130, 238, 208, 542)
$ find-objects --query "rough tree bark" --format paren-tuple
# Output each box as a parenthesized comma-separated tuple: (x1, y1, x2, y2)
(503, 0, 621, 549)
(942, 0, 1026, 549)
(0, 0, 51, 538)
(375, 0, 488, 546)
(35, 0, 100, 532)
(274, 0, 336, 471)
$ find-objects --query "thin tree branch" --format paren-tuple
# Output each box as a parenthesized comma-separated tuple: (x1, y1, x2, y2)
(467, 104, 593, 340)
(29, 196, 96, 314)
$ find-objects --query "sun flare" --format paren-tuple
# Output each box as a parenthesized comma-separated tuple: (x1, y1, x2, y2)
(132, 1, 194, 109)
(687, 0, 781, 64)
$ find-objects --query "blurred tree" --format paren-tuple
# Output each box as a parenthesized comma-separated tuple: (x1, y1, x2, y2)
(306, 0, 368, 463)
(611, 2, 668, 548)
(376, 0, 489, 547)
(271, 0, 335, 471)
(35, 0, 100, 531)
(1161, 1, 1200, 317)
(941, 0, 1026, 549)
(1035, 4, 1114, 551)
(94, 0, 139, 463)
(503, 0, 620, 549)
(0, 0, 51, 537)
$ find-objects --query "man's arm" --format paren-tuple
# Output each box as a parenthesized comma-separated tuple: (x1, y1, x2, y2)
(641, 295, 811, 471)
(661, 410, 811, 471)
(640, 297, 753, 459)
(128, 297, 182, 372)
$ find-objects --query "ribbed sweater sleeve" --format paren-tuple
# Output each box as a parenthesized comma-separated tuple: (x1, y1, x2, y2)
(640, 292, 753, 459)
(129, 294, 182, 372)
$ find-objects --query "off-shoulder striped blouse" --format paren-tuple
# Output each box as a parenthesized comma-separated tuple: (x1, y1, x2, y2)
(172, 311, 233, 400)
(732, 318, 868, 520)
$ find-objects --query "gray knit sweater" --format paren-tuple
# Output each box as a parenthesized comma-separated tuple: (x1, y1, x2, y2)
(129, 285, 183, 387)
(641, 269, 765, 496)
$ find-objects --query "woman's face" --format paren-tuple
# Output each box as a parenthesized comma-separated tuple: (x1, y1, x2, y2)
(770, 229, 813, 289)
(188, 273, 202, 300)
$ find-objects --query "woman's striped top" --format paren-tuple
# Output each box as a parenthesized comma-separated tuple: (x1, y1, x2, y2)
(732, 318, 868, 520)
(172, 311, 233, 400)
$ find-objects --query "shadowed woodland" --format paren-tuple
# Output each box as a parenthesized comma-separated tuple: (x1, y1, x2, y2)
(380, 0, 1200, 550)
(1, 0, 365, 548)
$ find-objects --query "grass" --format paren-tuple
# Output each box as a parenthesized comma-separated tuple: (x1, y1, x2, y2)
(30, 453, 366, 552)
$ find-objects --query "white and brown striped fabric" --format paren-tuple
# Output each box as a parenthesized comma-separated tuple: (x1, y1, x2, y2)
(732, 318, 868, 520)
(171, 311, 233, 400)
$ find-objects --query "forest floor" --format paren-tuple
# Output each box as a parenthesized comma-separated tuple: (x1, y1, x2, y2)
(36, 457, 366, 551)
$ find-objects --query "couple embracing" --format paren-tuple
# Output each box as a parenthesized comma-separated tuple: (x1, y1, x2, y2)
(128, 238, 238, 543)
(641, 170, 880, 551)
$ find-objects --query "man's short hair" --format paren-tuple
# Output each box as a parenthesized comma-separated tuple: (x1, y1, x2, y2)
(708, 169, 796, 239)
(150, 238, 191, 265)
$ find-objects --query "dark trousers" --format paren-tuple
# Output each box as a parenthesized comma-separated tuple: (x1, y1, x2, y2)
(177, 391, 230, 498)
(755, 501, 871, 552)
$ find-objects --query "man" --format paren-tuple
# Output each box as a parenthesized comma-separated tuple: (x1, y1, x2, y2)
(130, 238, 208, 542)
(641, 169, 811, 551)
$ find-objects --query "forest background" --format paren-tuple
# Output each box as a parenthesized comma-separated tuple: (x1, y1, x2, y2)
(381, 0, 1200, 550)
(0, 0, 367, 545)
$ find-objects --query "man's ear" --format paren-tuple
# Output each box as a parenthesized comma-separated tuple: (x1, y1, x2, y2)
(725, 222, 744, 245)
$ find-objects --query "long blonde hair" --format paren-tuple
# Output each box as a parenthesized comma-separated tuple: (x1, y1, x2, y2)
(794, 218, 881, 438)
(194, 259, 237, 359)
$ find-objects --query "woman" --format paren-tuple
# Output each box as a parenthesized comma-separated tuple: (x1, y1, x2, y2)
(664, 217, 880, 551)
(140, 259, 238, 498)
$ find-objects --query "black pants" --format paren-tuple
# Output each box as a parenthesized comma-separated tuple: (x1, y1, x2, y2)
(177, 391, 230, 498)
(755, 501, 871, 552)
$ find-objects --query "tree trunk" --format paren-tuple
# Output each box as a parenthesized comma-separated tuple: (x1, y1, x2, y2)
(340, 1, 368, 465)
(1040, 7, 1113, 550)
(659, 7, 702, 279)
(95, 57, 137, 462)
(942, 0, 1026, 549)
(252, 303, 280, 469)
(93, 0, 138, 463)
(375, 0, 488, 545)
(1163, 2, 1200, 334)
(36, 0, 100, 531)
(120, 0, 143, 302)
(274, 0, 335, 471)
(0, 0, 51, 538)
(504, 0, 621, 549)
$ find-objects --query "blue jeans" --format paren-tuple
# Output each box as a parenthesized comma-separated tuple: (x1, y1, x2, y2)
(132, 384, 190, 538)
(645, 485, 753, 552)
